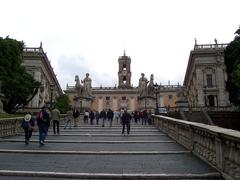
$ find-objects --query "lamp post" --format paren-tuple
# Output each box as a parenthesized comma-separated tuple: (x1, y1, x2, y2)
(154, 83, 160, 115)
(50, 84, 54, 110)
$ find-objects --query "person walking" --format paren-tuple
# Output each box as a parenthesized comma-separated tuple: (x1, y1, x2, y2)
(51, 106, 61, 134)
(95, 111, 100, 125)
(89, 110, 95, 125)
(121, 109, 131, 134)
(37, 106, 50, 145)
(73, 108, 80, 127)
(64, 107, 73, 129)
(142, 110, 148, 125)
(114, 111, 120, 124)
(107, 109, 114, 127)
(84, 110, 89, 124)
(21, 113, 35, 144)
(100, 109, 107, 127)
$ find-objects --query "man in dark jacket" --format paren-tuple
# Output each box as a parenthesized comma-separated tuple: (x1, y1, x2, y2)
(121, 109, 131, 134)
(100, 109, 107, 127)
(107, 109, 114, 127)
(89, 110, 95, 125)
(37, 106, 50, 145)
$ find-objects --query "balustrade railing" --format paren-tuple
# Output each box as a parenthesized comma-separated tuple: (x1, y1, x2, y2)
(0, 115, 68, 137)
(152, 115, 240, 180)
(0, 117, 23, 137)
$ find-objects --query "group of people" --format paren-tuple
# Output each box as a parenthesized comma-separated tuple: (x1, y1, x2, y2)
(21, 106, 60, 146)
(21, 106, 153, 145)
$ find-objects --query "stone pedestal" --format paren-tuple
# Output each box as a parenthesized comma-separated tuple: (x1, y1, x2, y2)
(74, 96, 94, 113)
(138, 96, 156, 112)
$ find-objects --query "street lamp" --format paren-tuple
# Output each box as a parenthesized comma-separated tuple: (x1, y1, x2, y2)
(153, 83, 160, 115)
(50, 84, 54, 110)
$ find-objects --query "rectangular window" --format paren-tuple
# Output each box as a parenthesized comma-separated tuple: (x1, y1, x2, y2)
(122, 96, 126, 100)
(106, 96, 110, 101)
(168, 95, 172, 99)
(206, 74, 213, 87)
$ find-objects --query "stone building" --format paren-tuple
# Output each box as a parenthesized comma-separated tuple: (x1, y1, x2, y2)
(183, 41, 231, 108)
(65, 52, 180, 112)
(22, 44, 62, 110)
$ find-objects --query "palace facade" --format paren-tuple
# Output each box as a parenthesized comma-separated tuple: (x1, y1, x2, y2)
(22, 44, 62, 110)
(183, 41, 231, 108)
(65, 52, 181, 112)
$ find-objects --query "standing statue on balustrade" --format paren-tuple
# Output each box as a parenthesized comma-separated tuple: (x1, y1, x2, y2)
(147, 74, 155, 97)
(139, 73, 149, 97)
(82, 73, 93, 97)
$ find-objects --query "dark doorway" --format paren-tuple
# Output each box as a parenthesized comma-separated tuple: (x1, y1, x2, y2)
(208, 95, 215, 106)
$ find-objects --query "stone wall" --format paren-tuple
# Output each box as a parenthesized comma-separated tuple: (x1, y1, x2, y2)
(152, 115, 240, 180)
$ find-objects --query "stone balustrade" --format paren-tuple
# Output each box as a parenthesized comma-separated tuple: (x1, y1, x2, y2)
(152, 115, 240, 180)
(0, 115, 67, 137)
(194, 43, 228, 50)
(0, 117, 23, 137)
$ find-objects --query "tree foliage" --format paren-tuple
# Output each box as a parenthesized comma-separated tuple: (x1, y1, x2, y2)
(224, 28, 240, 106)
(0, 37, 40, 113)
(55, 94, 70, 114)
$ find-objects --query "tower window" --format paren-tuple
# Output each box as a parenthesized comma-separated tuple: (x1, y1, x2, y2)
(206, 74, 213, 87)
(123, 64, 127, 70)
(123, 76, 127, 84)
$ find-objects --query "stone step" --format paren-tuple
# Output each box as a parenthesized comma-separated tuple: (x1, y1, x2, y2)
(4, 135, 172, 141)
(0, 141, 184, 151)
(0, 153, 220, 177)
(48, 129, 160, 132)
(0, 171, 222, 180)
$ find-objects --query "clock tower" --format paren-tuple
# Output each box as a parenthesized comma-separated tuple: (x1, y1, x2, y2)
(118, 51, 132, 88)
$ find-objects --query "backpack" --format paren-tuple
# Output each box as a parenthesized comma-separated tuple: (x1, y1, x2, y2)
(21, 120, 30, 130)
(37, 111, 43, 121)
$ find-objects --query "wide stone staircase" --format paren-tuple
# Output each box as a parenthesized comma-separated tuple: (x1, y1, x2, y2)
(0, 120, 222, 179)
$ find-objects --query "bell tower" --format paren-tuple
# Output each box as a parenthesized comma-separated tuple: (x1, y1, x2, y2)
(118, 50, 132, 88)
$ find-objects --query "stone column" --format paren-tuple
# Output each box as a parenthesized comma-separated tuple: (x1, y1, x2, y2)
(216, 63, 226, 106)
(196, 68, 205, 106)
(98, 97, 103, 112)
(31, 71, 41, 108)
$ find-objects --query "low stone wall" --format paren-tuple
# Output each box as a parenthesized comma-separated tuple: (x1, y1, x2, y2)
(0, 117, 23, 137)
(152, 115, 240, 180)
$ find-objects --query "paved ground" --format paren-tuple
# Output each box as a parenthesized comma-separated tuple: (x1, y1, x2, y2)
(0, 120, 222, 179)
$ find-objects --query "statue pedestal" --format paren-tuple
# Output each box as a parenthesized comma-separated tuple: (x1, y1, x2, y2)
(74, 96, 94, 113)
(138, 96, 156, 112)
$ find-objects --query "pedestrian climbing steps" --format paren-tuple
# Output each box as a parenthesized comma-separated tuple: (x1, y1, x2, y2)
(0, 122, 223, 179)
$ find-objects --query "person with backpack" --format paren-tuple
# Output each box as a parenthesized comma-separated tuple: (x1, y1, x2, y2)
(21, 113, 35, 144)
(37, 106, 50, 145)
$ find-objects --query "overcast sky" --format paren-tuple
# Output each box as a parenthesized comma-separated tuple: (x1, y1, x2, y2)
(1, 0, 239, 90)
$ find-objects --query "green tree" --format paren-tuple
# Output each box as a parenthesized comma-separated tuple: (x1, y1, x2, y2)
(55, 94, 70, 113)
(0, 37, 40, 113)
(224, 27, 240, 106)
